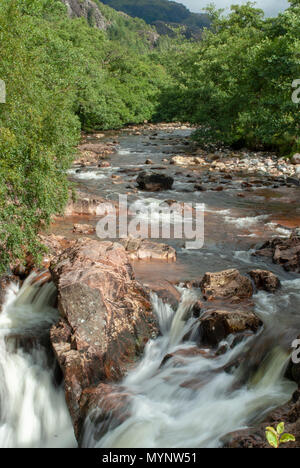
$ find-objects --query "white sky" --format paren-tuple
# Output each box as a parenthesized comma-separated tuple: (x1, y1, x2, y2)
(177, 0, 290, 17)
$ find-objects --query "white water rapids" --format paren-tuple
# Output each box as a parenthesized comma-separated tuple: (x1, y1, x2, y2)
(82, 287, 298, 448)
(0, 275, 76, 448)
(0, 274, 298, 448)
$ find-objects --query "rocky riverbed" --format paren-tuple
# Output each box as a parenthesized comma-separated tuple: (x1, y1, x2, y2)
(1, 123, 300, 448)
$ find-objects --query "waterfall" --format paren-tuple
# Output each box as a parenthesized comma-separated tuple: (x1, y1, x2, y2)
(0, 274, 76, 448)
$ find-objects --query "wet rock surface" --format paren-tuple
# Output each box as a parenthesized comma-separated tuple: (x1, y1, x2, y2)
(249, 269, 281, 292)
(200, 269, 253, 301)
(198, 306, 261, 348)
(255, 231, 300, 272)
(50, 239, 159, 438)
(120, 237, 176, 262)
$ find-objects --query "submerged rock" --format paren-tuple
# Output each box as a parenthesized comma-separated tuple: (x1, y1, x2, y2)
(50, 239, 159, 439)
(200, 269, 253, 301)
(73, 224, 95, 235)
(249, 269, 281, 293)
(136, 171, 174, 191)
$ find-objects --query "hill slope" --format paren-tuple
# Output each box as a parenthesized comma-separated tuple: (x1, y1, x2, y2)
(100, 0, 211, 38)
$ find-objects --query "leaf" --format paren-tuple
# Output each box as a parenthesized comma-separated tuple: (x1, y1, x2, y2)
(266, 430, 279, 448)
(266, 426, 278, 436)
(280, 433, 296, 444)
(276, 422, 285, 434)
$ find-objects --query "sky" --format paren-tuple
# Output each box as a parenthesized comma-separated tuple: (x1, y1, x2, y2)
(177, 0, 290, 17)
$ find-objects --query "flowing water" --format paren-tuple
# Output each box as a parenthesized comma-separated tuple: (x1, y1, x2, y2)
(0, 274, 76, 448)
(1, 127, 300, 447)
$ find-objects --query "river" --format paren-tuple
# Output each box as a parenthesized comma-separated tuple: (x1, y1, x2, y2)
(0, 126, 299, 447)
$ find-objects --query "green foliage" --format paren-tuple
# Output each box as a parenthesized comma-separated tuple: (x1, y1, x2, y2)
(0, 0, 168, 271)
(156, 1, 300, 155)
(265, 422, 296, 448)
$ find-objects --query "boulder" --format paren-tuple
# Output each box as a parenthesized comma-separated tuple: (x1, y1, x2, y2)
(254, 231, 300, 272)
(136, 172, 174, 191)
(249, 269, 281, 293)
(50, 239, 159, 438)
(291, 154, 300, 165)
(120, 237, 176, 262)
(198, 307, 261, 347)
(200, 269, 253, 301)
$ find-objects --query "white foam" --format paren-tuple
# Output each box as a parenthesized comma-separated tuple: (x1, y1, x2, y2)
(0, 276, 76, 448)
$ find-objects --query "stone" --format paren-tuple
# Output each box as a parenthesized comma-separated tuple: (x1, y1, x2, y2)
(291, 153, 300, 165)
(73, 224, 95, 235)
(120, 238, 176, 262)
(254, 231, 300, 272)
(50, 239, 159, 439)
(136, 172, 174, 191)
(201, 269, 253, 301)
(249, 269, 281, 293)
(198, 307, 261, 347)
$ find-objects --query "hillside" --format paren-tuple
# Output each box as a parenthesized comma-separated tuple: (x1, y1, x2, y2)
(100, 0, 211, 38)
(61, 0, 159, 48)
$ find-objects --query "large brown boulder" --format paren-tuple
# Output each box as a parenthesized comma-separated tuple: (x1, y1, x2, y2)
(254, 231, 300, 272)
(201, 269, 253, 301)
(50, 239, 159, 438)
(249, 269, 281, 293)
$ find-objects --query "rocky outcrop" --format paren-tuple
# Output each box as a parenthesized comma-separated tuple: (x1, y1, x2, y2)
(50, 239, 159, 438)
(38, 234, 76, 269)
(136, 171, 174, 191)
(249, 269, 281, 293)
(120, 237, 176, 262)
(254, 231, 300, 272)
(200, 269, 253, 302)
(61, 0, 109, 29)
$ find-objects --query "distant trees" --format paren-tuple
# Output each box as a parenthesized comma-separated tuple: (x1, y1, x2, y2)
(156, 1, 300, 154)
